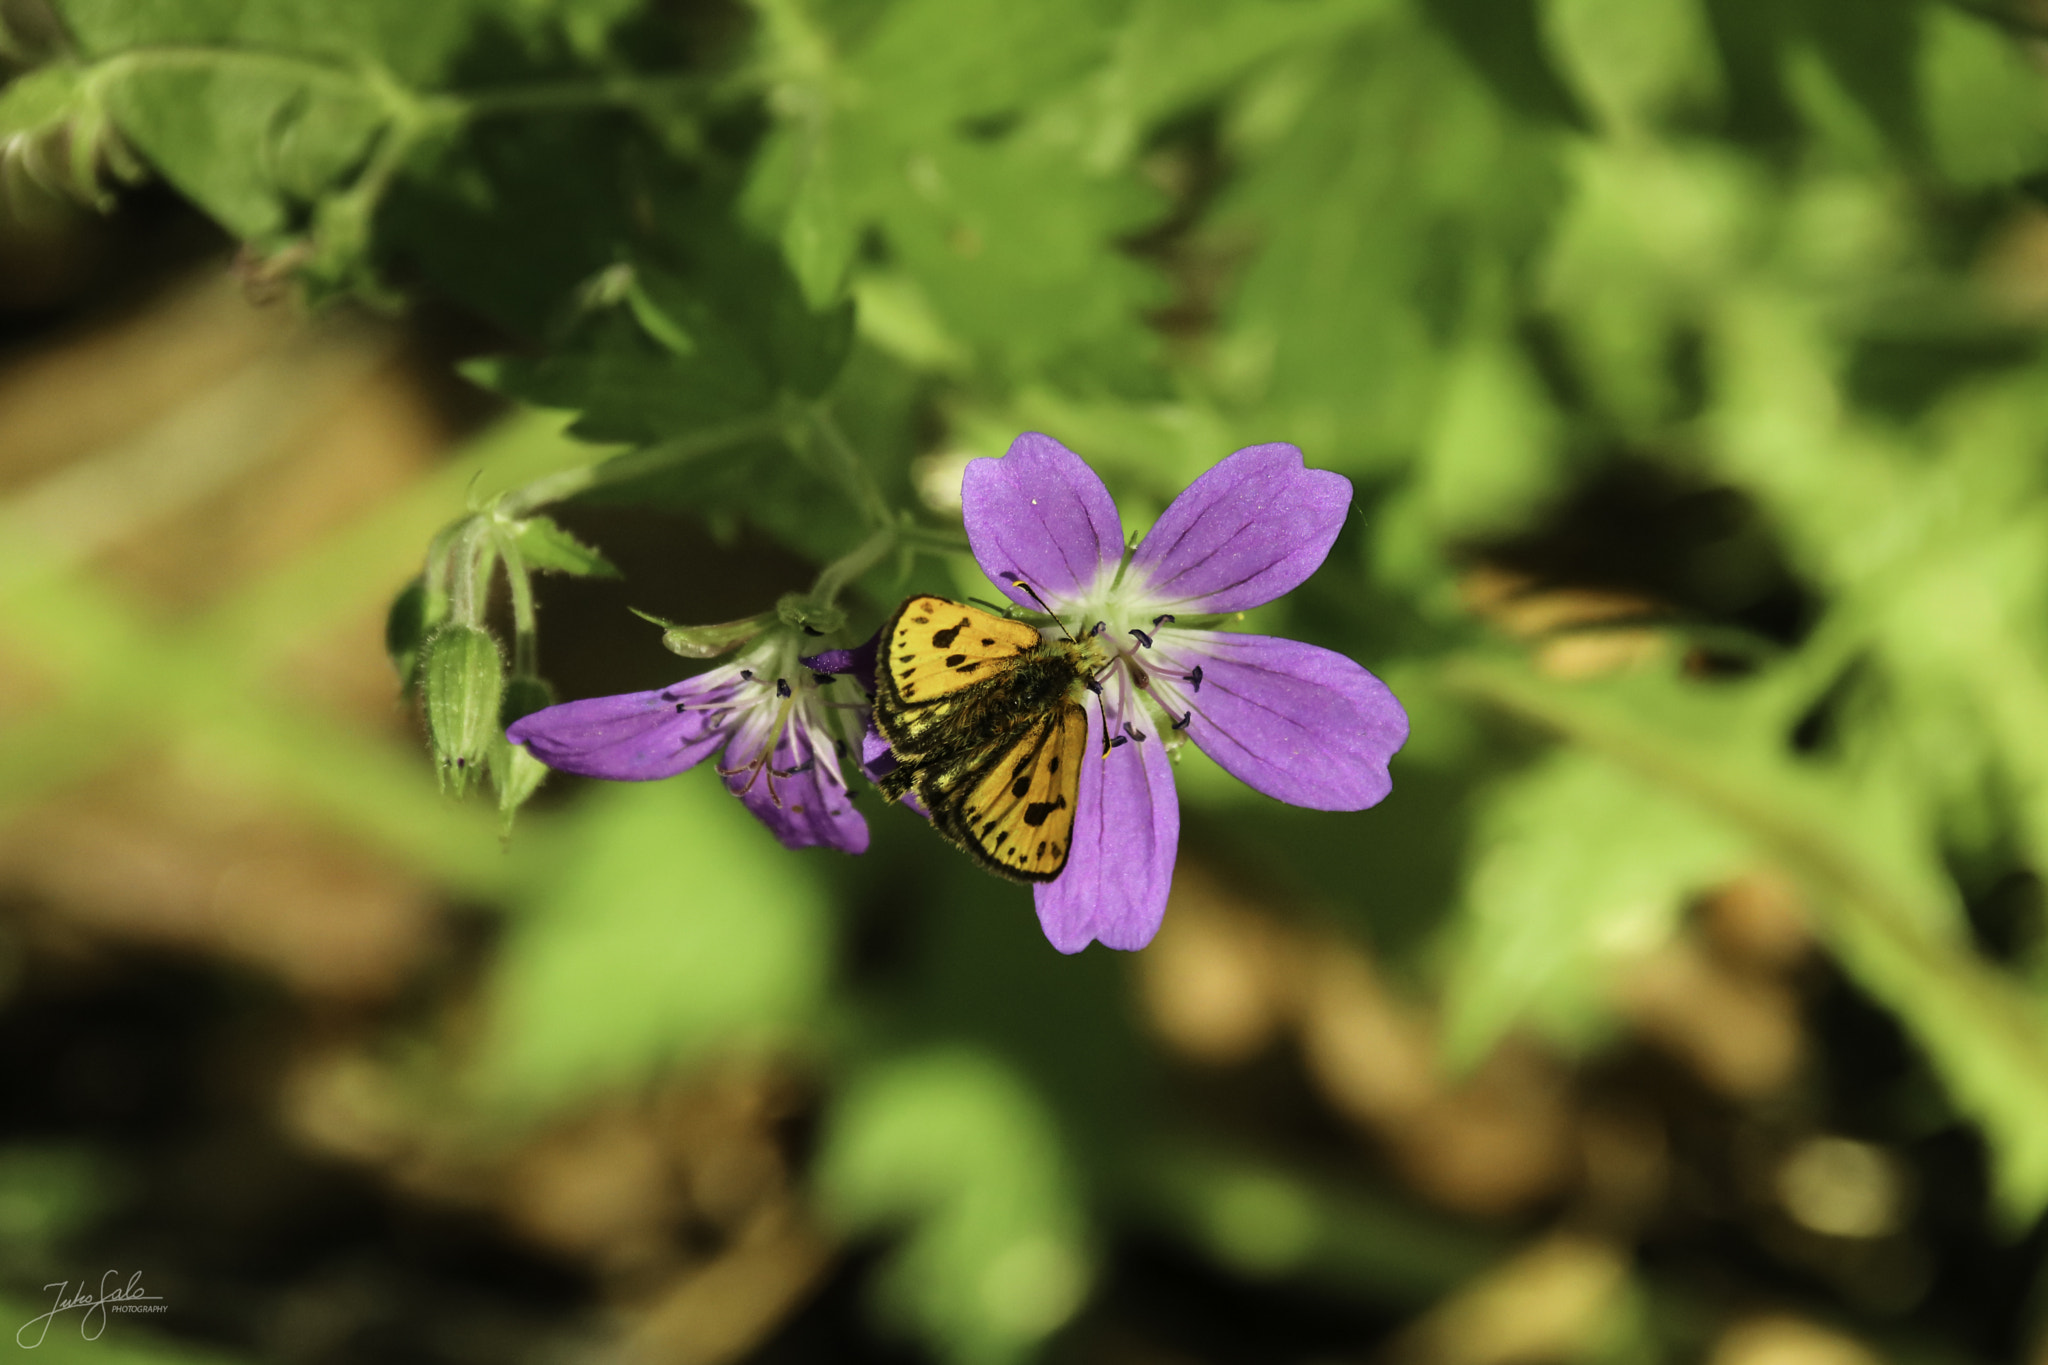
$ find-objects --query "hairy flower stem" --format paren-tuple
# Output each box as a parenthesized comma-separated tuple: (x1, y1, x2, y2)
(495, 527, 539, 678)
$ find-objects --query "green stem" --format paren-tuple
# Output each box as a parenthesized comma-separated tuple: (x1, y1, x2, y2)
(807, 402, 893, 531)
(899, 523, 971, 555)
(810, 521, 897, 609)
(496, 526, 538, 677)
(448, 518, 493, 626)
(498, 410, 786, 517)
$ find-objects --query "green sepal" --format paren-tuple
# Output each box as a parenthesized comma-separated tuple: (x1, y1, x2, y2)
(627, 607, 775, 659)
(490, 675, 557, 831)
(513, 516, 619, 578)
(423, 624, 504, 796)
(777, 592, 845, 638)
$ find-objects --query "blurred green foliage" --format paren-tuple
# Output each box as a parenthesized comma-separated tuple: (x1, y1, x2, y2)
(13, 0, 2048, 1358)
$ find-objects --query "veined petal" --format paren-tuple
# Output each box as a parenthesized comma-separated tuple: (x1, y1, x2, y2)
(962, 432, 1125, 610)
(721, 705, 869, 852)
(506, 677, 732, 780)
(1033, 689, 1178, 953)
(1158, 631, 1406, 810)
(1127, 443, 1351, 612)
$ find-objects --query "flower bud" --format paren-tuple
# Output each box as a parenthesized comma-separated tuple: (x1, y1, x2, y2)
(627, 607, 776, 659)
(423, 624, 503, 794)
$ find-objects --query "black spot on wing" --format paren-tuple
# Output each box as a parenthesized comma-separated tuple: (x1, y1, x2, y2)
(1023, 796, 1066, 827)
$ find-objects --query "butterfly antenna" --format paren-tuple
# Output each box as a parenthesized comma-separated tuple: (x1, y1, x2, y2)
(1009, 578, 1079, 644)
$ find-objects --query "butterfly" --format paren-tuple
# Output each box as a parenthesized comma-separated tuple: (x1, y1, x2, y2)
(871, 593, 1112, 882)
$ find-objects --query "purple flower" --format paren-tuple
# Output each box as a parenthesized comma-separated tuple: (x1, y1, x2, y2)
(506, 629, 868, 852)
(960, 433, 1408, 953)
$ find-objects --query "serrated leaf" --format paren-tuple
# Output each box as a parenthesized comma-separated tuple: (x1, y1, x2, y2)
(510, 514, 618, 578)
(1442, 749, 1748, 1064)
(1209, 19, 1563, 464)
(1453, 658, 2048, 1219)
(96, 64, 385, 238)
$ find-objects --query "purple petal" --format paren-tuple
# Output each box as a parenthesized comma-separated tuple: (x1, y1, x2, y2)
(961, 432, 1125, 610)
(723, 709, 869, 853)
(1127, 443, 1351, 612)
(506, 679, 731, 780)
(802, 635, 878, 693)
(1033, 689, 1178, 953)
(1159, 631, 1406, 809)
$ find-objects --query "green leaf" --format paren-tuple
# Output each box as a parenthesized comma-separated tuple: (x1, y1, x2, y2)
(476, 775, 830, 1110)
(1420, 0, 1588, 127)
(745, 0, 1167, 376)
(1441, 749, 1748, 1064)
(1920, 3, 2048, 186)
(1451, 658, 2048, 1219)
(94, 63, 386, 239)
(0, 63, 87, 138)
(820, 1049, 1092, 1365)
(510, 514, 618, 578)
(1542, 0, 1725, 134)
(51, 0, 543, 87)
(1207, 17, 1564, 466)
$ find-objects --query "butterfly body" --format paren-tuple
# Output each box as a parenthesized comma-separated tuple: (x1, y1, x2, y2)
(873, 595, 1108, 882)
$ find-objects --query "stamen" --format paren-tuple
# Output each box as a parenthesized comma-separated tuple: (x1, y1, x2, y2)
(1152, 614, 1176, 630)
(776, 677, 792, 698)
(1123, 721, 1147, 742)
(1092, 621, 1108, 637)
(676, 702, 687, 713)
(1128, 627, 1153, 649)
(1171, 710, 1192, 731)
(1104, 734, 1130, 753)
(1084, 678, 1104, 696)
(776, 758, 817, 777)
(811, 671, 836, 686)
(1186, 664, 1203, 692)
(740, 669, 754, 680)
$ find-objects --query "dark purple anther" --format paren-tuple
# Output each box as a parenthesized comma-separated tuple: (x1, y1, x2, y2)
(775, 678, 792, 698)
(1123, 721, 1147, 742)
(1171, 711, 1191, 731)
(1186, 664, 1203, 692)
(1152, 614, 1175, 630)
(1128, 628, 1153, 649)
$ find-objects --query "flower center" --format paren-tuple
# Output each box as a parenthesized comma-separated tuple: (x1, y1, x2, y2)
(1056, 595, 1202, 751)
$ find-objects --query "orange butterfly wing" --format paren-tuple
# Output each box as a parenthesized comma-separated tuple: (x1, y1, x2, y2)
(882, 596, 1043, 706)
